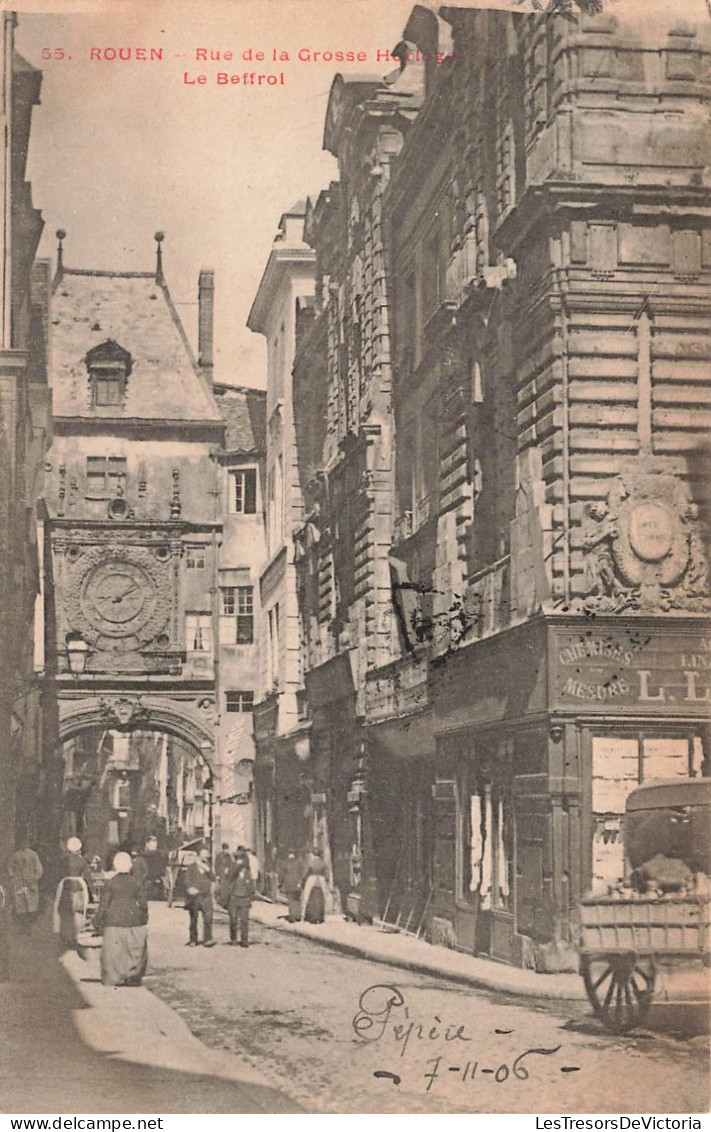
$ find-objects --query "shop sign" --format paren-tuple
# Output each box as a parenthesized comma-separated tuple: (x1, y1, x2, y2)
(552, 627, 711, 712)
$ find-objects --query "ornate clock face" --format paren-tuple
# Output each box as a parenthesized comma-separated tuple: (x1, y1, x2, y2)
(80, 559, 157, 637)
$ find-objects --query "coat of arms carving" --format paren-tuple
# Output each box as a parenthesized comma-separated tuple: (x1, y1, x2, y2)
(579, 464, 710, 614)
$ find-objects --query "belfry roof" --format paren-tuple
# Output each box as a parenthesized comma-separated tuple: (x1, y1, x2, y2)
(50, 268, 222, 424)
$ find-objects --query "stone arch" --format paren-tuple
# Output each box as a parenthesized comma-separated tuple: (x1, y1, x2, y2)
(58, 694, 216, 774)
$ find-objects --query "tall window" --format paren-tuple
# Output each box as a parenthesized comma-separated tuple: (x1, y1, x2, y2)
(228, 468, 257, 514)
(86, 456, 127, 499)
(266, 603, 280, 689)
(236, 586, 254, 643)
(220, 585, 254, 644)
(225, 691, 254, 713)
(185, 612, 212, 652)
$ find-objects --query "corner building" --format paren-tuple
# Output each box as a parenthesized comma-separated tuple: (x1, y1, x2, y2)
(290, 4, 711, 968)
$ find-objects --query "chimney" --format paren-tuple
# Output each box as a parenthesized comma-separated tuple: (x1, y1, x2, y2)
(198, 269, 214, 388)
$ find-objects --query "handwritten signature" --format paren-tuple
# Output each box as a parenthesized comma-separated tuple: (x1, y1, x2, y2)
(353, 984, 568, 1091)
(353, 983, 472, 1057)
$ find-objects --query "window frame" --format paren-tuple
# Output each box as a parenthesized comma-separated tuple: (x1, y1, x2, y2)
(236, 586, 254, 645)
(185, 611, 213, 653)
(228, 468, 258, 515)
(186, 545, 207, 570)
(85, 455, 127, 499)
(224, 690, 255, 713)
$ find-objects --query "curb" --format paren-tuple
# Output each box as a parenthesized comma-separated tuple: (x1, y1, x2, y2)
(59, 945, 294, 1103)
(247, 904, 586, 1004)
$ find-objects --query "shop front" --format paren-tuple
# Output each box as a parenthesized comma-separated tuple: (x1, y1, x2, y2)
(430, 615, 711, 970)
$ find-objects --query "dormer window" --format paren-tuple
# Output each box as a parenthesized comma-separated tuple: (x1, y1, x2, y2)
(85, 340, 132, 408)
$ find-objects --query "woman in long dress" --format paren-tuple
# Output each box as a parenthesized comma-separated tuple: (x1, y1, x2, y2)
(301, 849, 330, 924)
(10, 842, 43, 934)
(95, 852, 148, 986)
(54, 837, 94, 947)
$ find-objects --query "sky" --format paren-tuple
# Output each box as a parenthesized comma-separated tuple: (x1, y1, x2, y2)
(13, 0, 709, 390)
(13, 0, 427, 388)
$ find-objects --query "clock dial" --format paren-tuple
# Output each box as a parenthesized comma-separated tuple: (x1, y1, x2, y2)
(80, 559, 156, 638)
(93, 572, 146, 623)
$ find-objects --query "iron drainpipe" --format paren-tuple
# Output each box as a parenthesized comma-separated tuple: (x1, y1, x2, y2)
(551, 258, 572, 606)
(209, 450, 222, 860)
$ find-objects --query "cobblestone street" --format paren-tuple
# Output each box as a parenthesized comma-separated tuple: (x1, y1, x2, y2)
(143, 904, 709, 1115)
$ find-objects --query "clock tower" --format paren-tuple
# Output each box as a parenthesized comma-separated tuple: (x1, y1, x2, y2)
(45, 233, 226, 841)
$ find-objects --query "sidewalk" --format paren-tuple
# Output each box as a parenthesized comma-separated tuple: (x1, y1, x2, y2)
(246, 898, 586, 1003)
(0, 915, 303, 1113)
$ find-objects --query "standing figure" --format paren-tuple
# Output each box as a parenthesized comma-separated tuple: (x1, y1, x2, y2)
(10, 841, 43, 934)
(226, 861, 254, 947)
(53, 837, 94, 947)
(130, 846, 148, 893)
(184, 847, 216, 947)
(246, 847, 260, 887)
(280, 852, 302, 923)
(301, 848, 330, 925)
(215, 842, 235, 908)
(94, 852, 148, 986)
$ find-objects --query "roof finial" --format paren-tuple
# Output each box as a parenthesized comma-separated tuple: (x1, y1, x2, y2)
(154, 231, 165, 284)
(56, 229, 66, 276)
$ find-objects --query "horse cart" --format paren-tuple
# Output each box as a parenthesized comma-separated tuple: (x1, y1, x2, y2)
(579, 778, 710, 1034)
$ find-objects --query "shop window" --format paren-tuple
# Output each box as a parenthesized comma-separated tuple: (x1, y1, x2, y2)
(458, 769, 513, 912)
(185, 611, 212, 652)
(229, 468, 257, 514)
(591, 734, 704, 892)
(225, 690, 254, 713)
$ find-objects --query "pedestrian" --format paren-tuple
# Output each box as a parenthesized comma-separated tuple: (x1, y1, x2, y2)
(280, 851, 302, 922)
(10, 840, 43, 934)
(246, 847, 260, 886)
(184, 846, 216, 947)
(233, 844, 250, 872)
(215, 842, 234, 907)
(53, 836, 94, 947)
(225, 860, 254, 947)
(94, 851, 148, 986)
(301, 848, 329, 924)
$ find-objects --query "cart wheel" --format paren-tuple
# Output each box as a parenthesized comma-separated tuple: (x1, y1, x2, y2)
(582, 953, 655, 1034)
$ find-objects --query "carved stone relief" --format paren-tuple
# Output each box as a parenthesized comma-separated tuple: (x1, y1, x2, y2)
(59, 540, 175, 651)
(579, 463, 710, 614)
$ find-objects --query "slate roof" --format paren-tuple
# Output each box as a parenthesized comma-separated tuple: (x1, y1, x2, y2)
(213, 384, 266, 454)
(50, 269, 222, 423)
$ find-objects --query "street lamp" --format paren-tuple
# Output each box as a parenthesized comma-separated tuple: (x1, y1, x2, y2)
(65, 632, 90, 676)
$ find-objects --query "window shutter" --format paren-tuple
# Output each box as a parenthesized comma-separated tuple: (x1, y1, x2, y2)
(245, 469, 257, 514)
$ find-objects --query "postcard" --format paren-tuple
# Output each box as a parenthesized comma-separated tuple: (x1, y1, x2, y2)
(1, 0, 709, 1118)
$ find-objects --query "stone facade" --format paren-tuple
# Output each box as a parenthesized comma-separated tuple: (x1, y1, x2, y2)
(212, 382, 267, 852)
(0, 13, 54, 974)
(282, 4, 711, 964)
(247, 204, 316, 897)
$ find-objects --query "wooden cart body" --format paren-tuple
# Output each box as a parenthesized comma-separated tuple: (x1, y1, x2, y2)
(579, 778, 711, 1033)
